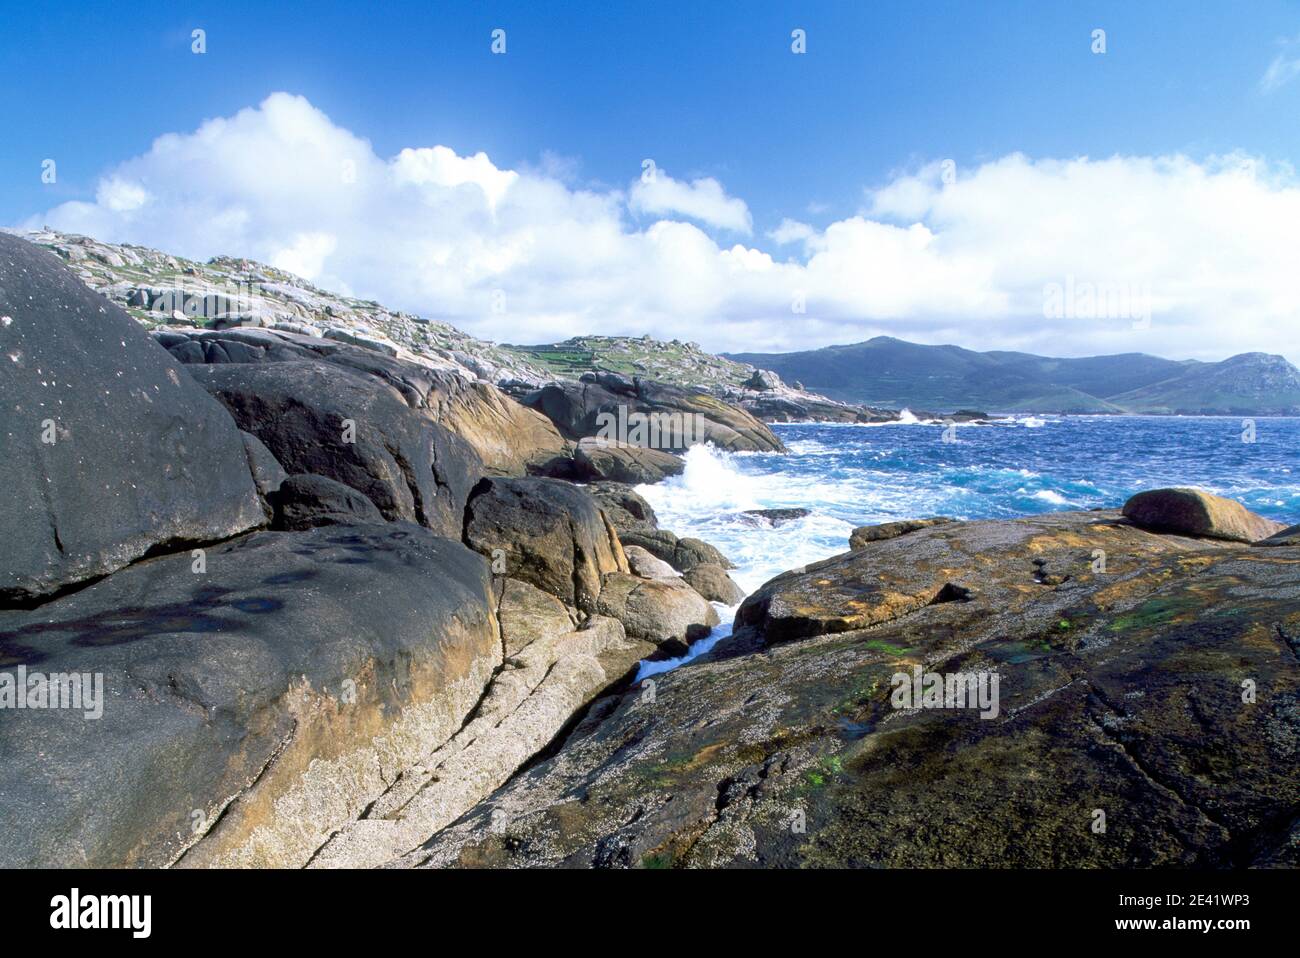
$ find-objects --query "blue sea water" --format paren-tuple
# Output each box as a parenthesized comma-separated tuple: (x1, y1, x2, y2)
(635, 415, 1300, 677)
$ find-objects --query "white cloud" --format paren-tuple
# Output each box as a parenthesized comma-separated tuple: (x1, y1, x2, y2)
(391, 146, 518, 210)
(768, 218, 815, 245)
(1260, 54, 1300, 92)
(272, 231, 338, 280)
(96, 177, 150, 212)
(23, 93, 1300, 363)
(628, 170, 752, 233)
(1261, 35, 1300, 93)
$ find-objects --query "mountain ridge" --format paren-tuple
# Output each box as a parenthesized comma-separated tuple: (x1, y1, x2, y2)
(726, 335, 1300, 415)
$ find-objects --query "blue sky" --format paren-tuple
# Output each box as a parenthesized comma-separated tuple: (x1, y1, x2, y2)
(6, 0, 1300, 230)
(4, 1, 1300, 358)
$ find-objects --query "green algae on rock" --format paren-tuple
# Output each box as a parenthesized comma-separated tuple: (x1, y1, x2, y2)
(398, 509, 1300, 869)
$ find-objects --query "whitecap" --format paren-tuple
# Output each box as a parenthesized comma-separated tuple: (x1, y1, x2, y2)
(1031, 489, 1070, 505)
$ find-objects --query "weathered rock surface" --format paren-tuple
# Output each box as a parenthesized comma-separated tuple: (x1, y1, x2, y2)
(399, 509, 1300, 868)
(596, 572, 720, 654)
(270, 473, 385, 531)
(0, 523, 500, 868)
(26, 229, 552, 390)
(307, 615, 654, 868)
(0, 233, 264, 606)
(1258, 523, 1300, 547)
(585, 483, 658, 534)
(495, 577, 576, 657)
(239, 430, 288, 517)
(625, 545, 678, 579)
(683, 563, 747, 605)
(189, 361, 480, 539)
(157, 327, 568, 477)
(463, 478, 628, 612)
(327, 347, 567, 478)
(572, 437, 685, 484)
(1122, 487, 1285, 543)
(617, 529, 680, 563)
(673, 536, 736, 572)
(524, 377, 785, 453)
(849, 516, 953, 549)
(743, 368, 783, 391)
(619, 529, 736, 573)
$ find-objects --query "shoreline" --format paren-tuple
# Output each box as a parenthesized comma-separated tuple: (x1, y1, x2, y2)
(634, 418, 1300, 670)
(5, 231, 1297, 871)
(410, 498, 1300, 868)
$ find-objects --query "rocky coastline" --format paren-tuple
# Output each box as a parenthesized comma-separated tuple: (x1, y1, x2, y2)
(0, 232, 751, 867)
(3, 232, 1296, 869)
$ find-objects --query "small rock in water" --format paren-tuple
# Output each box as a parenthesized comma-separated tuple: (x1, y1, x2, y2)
(740, 507, 811, 526)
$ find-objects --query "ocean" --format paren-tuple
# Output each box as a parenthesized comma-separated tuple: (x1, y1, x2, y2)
(635, 415, 1300, 677)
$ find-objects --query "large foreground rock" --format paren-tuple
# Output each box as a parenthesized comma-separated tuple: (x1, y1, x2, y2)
(189, 361, 480, 539)
(0, 233, 263, 605)
(463, 478, 628, 612)
(306, 615, 655, 868)
(398, 509, 1300, 868)
(1122, 487, 1284, 543)
(0, 523, 499, 868)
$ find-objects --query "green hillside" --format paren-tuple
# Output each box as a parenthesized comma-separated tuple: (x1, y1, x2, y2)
(726, 337, 1300, 415)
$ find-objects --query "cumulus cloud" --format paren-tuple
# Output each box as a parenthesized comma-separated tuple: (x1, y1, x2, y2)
(628, 169, 752, 233)
(96, 177, 150, 213)
(391, 146, 518, 210)
(24, 92, 1300, 362)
